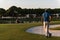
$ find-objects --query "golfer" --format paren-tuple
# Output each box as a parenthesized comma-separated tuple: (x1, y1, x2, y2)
(42, 9, 51, 37)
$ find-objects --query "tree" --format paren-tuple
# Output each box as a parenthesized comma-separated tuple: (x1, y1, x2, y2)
(6, 6, 18, 17)
(0, 8, 6, 17)
(6, 6, 19, 23)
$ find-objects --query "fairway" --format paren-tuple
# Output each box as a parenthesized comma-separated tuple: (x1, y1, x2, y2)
(0, 22, 60, 40)
(0, 22, 42, 40)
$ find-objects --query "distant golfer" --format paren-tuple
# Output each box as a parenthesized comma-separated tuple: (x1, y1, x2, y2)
(42, 9, 51, 37)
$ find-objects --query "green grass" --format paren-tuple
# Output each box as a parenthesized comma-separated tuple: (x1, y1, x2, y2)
(50, 27, 60, 30)
(50, 21, 60, 30)
(0, 22, 60, 40)
(50, 21, 60, 25)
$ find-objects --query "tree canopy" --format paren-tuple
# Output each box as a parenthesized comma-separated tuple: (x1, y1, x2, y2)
(0, 6, 60, 17)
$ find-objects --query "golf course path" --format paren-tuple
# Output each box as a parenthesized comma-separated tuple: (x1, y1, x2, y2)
(26, 24, 60, 37)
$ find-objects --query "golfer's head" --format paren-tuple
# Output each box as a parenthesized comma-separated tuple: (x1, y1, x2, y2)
(45, 8, 48, 12)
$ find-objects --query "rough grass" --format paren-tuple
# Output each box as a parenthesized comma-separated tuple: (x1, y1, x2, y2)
(50, 27, 60, 30)
(0, 22, 60, 40)
(50, 21, 60, 25)
(50, 21, 60, 30)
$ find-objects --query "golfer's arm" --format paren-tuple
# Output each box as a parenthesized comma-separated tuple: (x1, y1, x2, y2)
(41, 17, 44, 25)
(41, 17, 43, 22)
(49, 16, 51, 21)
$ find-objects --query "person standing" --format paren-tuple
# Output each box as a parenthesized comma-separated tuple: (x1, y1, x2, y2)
(42, 9, 51, 37)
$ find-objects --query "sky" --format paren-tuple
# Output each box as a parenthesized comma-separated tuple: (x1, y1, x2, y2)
(0, 0, 60, 9)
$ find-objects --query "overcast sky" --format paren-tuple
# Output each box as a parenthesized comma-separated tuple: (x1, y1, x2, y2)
(0, 0, 60, 9)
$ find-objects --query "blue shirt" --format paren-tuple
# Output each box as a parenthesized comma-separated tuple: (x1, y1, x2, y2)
(42, 12, 51, 22)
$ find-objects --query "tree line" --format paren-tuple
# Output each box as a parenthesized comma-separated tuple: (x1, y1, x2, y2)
(0, 6, 60, 17)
